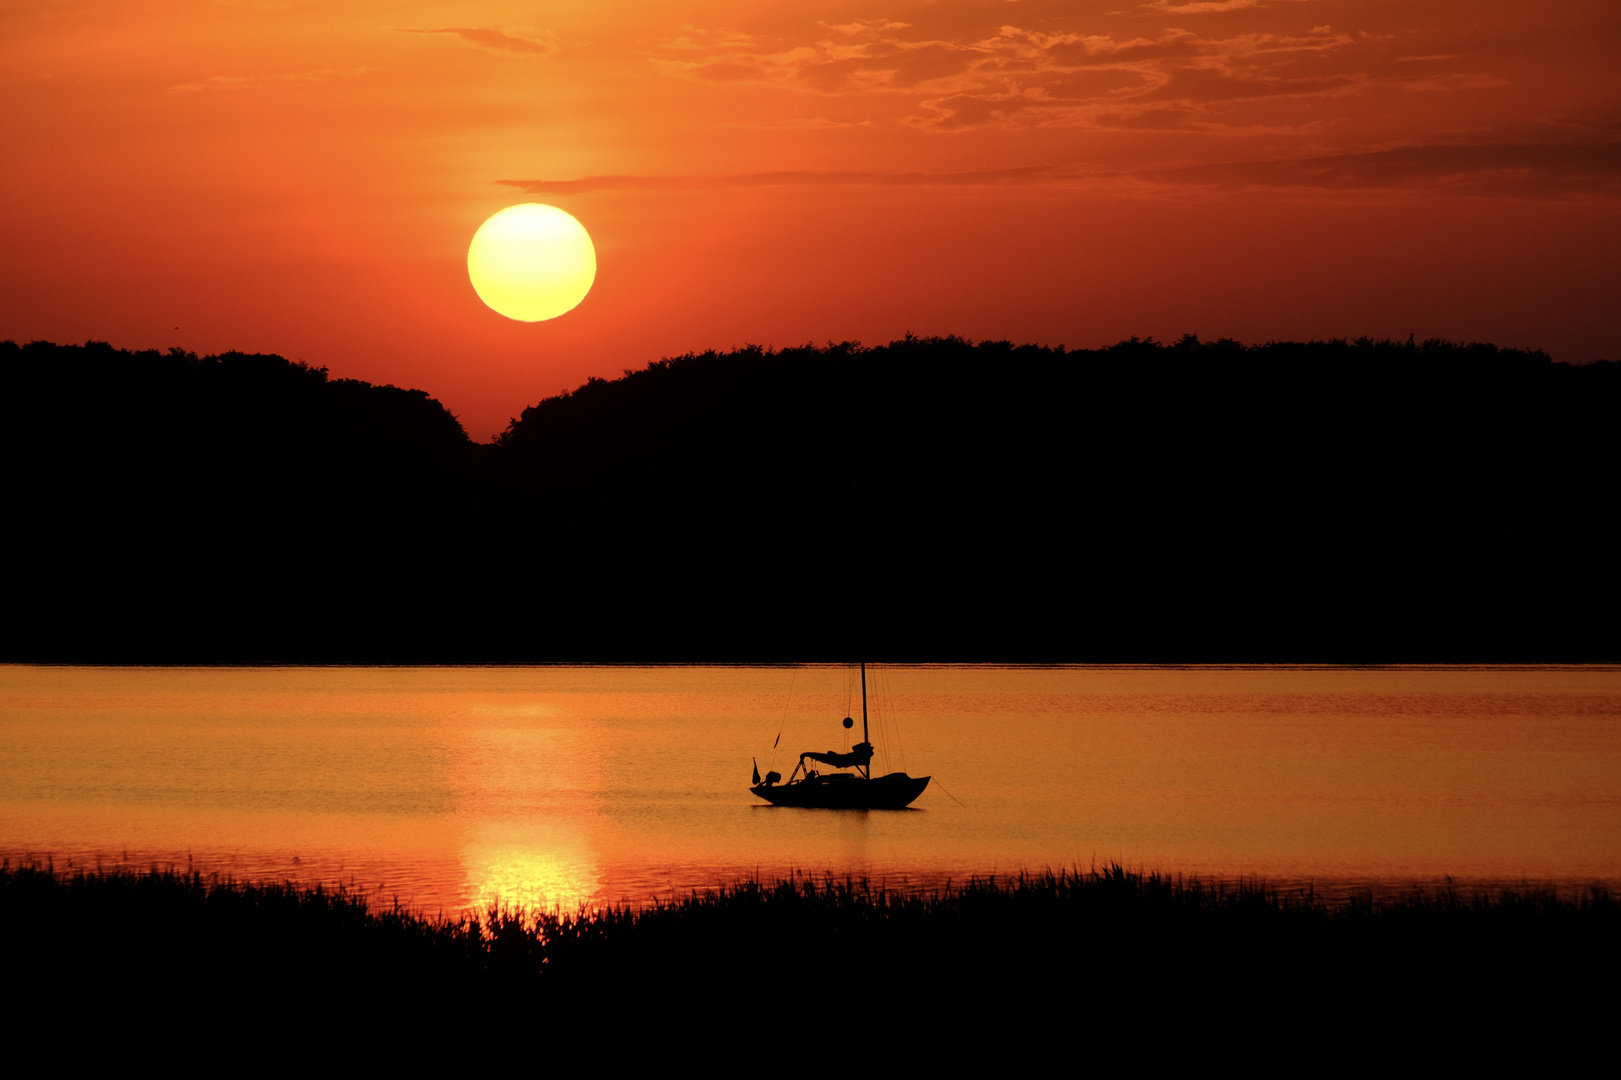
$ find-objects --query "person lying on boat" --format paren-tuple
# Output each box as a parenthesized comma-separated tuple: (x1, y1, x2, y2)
(798, 742, 873, 770)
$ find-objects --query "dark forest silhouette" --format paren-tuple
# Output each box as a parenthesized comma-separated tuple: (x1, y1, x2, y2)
(4, 335, 1616, 662)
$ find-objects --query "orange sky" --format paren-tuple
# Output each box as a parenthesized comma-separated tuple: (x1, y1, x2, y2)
(4, 1, 1618, 440)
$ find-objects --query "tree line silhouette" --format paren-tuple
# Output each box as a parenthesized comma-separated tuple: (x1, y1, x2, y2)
(4, 334, 1615, 661)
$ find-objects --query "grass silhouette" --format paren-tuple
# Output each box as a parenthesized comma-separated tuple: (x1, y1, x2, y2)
(5, 859, 1615, 1055)
(7, 859, 1612, 981)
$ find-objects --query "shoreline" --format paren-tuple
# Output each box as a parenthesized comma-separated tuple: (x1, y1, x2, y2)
(9, 851, 1619, 917)
(8, 856, 1614, 923)
(9, 858, 1615, 1047)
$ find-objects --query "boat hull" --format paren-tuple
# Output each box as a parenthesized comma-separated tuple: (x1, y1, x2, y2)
(750, 772, 930, 810)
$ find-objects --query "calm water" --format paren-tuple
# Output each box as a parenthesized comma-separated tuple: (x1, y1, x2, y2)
(3, 665, 1617, 913)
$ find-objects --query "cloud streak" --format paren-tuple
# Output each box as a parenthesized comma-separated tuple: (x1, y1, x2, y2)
(1151, 141, 1621, 197)
(401, 27, 559, 56)
(1142, 1, 1262, 13)
(168, 67, 367, 92)
(500, 166, 1074, 195)
(643, 19, 1469, 132)
(502, 141, 1621, 201)
(1142, 0, 1320, 11)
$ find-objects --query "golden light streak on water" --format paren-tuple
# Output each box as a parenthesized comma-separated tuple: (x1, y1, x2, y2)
(462, 825, 603, 915)
(3, 664, 1618, 912)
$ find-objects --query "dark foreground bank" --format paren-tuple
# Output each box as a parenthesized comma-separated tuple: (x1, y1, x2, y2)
(5, 861, 1614, 1054)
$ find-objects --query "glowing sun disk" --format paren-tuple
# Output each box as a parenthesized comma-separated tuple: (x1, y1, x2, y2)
(467, 204, 596, 322)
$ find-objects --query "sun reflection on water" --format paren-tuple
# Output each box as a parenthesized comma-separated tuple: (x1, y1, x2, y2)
(463, 833, 604, 914)
(4, 665, 1618, 911)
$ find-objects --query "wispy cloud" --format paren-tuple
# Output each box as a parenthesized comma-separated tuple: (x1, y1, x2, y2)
(661, 27, 761, 51)
(1149, 141, 1621, 197)
(1141, 0, 1318, 11)
(910, 24, 1361, 130)
(707, 117, 874, 131)
(501, 142, 1621, 201)
(401, 27, 559, 56)
(1395, 73, 1510, 93)
(1142, 1, 1261, 13)
(650, 24, 978, 91)
(168, 67, 367, 92)
(647, 20, 1396, 132)
(629, 10, 1539, 148)
(500, 166, 1075, 195)
(821, 19, 913, 36)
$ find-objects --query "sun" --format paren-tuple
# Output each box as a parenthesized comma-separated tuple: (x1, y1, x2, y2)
(467, 204, 596, 322)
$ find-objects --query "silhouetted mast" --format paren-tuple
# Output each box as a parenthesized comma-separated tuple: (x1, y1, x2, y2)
(860, 660, 870, 779)
(853, 439, 871, 780)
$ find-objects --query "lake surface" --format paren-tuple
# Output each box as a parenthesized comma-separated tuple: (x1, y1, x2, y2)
(3, 665, 1617, 913)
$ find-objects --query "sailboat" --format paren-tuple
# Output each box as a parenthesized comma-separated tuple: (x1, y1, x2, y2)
(749, 662, 929, 809)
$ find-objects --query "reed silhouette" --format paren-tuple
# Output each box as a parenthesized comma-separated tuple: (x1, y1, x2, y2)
(5, 860, 1613, 1052)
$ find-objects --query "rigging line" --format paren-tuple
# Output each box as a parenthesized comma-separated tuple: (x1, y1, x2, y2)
(929, 777, 966, 808)
(887, 667, 907, 772)
(897, 689, 907, 771)
(772, 666, 797, 763)
(872, 665, 889, 773)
